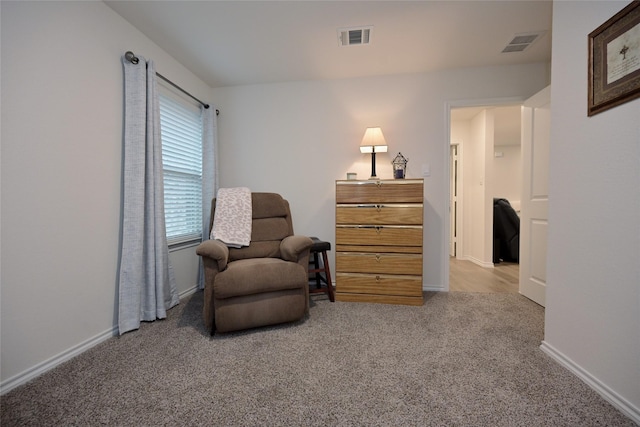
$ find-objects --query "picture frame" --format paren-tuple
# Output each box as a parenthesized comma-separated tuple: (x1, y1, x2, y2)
(588, 1, 640, 116)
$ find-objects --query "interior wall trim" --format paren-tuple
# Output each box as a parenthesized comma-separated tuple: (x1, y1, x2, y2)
(444, 96, 527, 293)
(423, 284, 445, 292)
(0, 286, 199, 395)
(540, 340, 640, 424)
(0, 326, 117, 395)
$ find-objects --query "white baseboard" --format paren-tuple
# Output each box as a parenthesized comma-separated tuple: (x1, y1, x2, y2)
(1, 286, 200, 396)
(468, 256, 494, 268)
(179, 285, 199, 299)
(540, 340, 640, 424)
(0, 325, 117, 395)
(457, 255, 494, 268)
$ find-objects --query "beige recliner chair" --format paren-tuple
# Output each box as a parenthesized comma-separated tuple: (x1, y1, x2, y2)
(196, 192, 312, 334)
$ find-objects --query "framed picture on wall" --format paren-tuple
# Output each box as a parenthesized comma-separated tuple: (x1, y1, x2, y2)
(588, 1, 640, 116)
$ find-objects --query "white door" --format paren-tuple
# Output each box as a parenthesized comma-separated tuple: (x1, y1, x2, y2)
(519, 86, 550, 307)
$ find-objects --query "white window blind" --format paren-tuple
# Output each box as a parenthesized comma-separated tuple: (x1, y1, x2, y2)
(159, 90, 203, 246)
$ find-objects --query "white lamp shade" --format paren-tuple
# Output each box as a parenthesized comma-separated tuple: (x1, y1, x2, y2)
(360, 127, 388, 153)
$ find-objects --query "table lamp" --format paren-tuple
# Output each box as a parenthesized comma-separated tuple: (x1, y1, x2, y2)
(360, 127, 388, 179)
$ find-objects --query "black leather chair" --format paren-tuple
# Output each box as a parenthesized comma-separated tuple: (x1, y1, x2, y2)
(493, 198, 520, 263)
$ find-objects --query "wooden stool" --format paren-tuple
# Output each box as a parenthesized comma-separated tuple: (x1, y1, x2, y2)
(308, 237, 334, 302)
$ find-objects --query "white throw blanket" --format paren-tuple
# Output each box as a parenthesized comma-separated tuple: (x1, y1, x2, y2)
(210, 187, 252, 248)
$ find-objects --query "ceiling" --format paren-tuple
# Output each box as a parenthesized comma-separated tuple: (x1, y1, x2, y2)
(105, 0, 553, 89)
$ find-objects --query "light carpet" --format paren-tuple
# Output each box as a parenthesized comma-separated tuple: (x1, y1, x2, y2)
(1, 291, 636, 426)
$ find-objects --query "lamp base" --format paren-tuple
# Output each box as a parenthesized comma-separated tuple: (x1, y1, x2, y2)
(369, 152, 379, 180)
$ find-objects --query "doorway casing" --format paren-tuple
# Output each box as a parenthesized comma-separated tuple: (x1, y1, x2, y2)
(443, 96, 525, 292)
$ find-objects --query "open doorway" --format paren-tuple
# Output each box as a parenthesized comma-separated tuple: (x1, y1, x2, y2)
(449, 104, 521, 293)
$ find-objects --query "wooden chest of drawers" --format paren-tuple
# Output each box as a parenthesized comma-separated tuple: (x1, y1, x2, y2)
(335, 179, 424, 305)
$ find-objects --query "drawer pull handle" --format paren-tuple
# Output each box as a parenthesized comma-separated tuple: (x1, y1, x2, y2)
(375, 226, 382, 234)
(375, 255, 381, 262)
(376, 204, 382, 212)
(376, 181, 382, 188)
(376, 275, 381, 281)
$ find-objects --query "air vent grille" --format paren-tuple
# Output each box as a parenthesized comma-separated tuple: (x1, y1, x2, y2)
(338, 26, 373, 47)
(501, 31, 545, 53)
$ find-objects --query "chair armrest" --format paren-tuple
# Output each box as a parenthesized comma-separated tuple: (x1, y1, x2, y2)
(196, 239, 230, 271)
(280, 235, 313, 263)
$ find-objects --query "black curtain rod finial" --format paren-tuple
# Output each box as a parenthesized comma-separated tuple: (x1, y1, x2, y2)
(125, 51, 139, 65)
(125, 50, 217, 115)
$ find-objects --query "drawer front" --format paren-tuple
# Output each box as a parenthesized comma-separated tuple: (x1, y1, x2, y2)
(336, 273, 422, 297)
(336, 225, 423, 247)
(336, 244, 422, 254)
(336, 252, 423, 275)
(336, 180, 423, 203)
(336, 204, 423, 225)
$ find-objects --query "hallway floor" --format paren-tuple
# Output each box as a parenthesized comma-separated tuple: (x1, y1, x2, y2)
(449, 257, 519, 293)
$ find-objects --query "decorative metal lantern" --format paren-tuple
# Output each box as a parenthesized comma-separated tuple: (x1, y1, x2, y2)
(392, 152, 408, 179)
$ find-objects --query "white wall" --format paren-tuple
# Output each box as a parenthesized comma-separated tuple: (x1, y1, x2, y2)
(465, 111, 489, 264)
(1, 1, 211, 389)
(213, 65, 549, 289)
(493, 145, 522, 211)
(543, 0, 640, 421)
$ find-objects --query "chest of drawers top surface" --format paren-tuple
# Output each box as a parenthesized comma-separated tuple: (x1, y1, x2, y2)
(336, 179, 423, 203)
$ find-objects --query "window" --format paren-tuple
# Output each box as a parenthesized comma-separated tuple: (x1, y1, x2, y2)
(159, 88, 203, 246)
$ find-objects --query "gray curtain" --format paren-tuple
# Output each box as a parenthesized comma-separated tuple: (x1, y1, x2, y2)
(118, 55, 179, 335)
(198, 105, 218, 289)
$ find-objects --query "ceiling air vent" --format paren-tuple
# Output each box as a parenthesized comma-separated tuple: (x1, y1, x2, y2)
(501, 31, 545, 53)
(338, 26, 373, 47)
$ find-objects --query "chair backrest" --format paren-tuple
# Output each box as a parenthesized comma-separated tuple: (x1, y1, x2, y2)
(209, 192, 294, 260)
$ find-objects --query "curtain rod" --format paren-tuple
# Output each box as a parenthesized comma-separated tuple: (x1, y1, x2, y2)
(124, 51, 219, 116)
